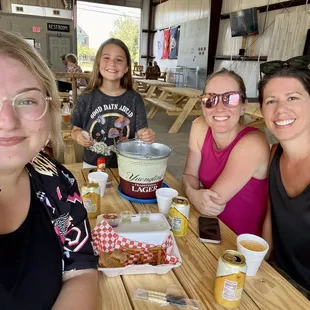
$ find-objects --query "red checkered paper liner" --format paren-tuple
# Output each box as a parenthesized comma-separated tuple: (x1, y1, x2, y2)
(92, 220, 179, 266)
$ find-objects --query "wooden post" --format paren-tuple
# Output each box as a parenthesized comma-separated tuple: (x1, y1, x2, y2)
(250, 35, 257, 56)
(242, 36, 247, 50)
(72, 78, 77, 105)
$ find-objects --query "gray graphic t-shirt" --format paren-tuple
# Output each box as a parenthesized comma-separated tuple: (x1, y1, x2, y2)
(70, 88, 148, 167)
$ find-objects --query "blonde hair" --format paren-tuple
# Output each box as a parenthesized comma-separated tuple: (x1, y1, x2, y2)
(0, 30, 63, 158)
(85, 38, 133, 93)
(65, 53, 78, 64)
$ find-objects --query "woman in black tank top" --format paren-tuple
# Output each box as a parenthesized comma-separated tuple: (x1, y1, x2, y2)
(258, 66, 310, 299)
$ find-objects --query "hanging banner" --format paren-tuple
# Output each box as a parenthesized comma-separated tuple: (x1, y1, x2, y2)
(156, 30, 164, 61)
(162, 29, 170, 59)
(169, 26, 179, 59)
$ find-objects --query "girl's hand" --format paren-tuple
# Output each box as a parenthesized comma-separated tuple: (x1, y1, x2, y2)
(76, 131, 93, 147)
(137, 128, 155, 144)
(188, 188, 226, 216)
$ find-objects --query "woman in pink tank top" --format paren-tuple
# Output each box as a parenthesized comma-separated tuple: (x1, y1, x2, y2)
(182, 69, 269, 235)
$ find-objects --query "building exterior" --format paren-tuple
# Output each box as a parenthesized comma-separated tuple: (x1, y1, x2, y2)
(77, 25, 89, 47)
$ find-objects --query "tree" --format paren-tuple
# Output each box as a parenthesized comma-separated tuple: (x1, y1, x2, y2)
(110, 16, 140, 63)
(77, 42, 97, 60)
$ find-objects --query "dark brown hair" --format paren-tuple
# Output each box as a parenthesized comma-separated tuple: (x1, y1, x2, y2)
(85, 38, 133, 93)
(205, 68, 247, 102)
(258, 67, 310, 106)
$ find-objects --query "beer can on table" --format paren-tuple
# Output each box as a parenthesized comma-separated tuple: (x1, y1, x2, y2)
(81, 182, 100, 219)
(168, 196, 190, 237)
(214, 250, 247, 308)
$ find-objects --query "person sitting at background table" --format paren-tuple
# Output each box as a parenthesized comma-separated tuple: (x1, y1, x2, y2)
(63, 53, 88, 88)
(0, 30, 98, 309)
(182, 68, 269, 235)
(154, 61, 161, 75)
(145, 61, 153, 76)
(70, 38, 155, 168)
(260, 67, 310, 299)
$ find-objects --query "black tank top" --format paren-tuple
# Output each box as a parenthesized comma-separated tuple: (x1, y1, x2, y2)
(269, 144, 310, 291)
(0, 189, 62, 309)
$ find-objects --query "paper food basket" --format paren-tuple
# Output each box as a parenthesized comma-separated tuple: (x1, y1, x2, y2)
(92, 213, 182, 277)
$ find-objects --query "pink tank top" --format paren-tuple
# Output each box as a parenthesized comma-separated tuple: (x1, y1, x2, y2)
(198, 126, 267, 236)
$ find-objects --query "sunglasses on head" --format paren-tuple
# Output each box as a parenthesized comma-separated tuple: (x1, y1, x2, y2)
(260, 55, 310, 76)
(200, 91, 244, 109)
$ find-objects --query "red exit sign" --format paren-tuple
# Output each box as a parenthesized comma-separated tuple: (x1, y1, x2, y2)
(32, 26, 41, 33)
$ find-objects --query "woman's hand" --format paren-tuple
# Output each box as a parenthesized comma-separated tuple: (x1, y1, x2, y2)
(75, 130, 93, 147)
(188, 188, 226, 216)
(137, 128, 155, 144)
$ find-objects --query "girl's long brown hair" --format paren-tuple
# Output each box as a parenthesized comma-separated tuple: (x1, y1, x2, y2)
(85, 38, 133, 93)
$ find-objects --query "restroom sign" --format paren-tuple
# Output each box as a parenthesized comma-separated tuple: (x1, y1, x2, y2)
(47, 23, 70, 32)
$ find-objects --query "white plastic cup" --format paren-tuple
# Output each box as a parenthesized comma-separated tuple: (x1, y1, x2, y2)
(156, 188, 178, 216)
(237, 233, 269, 276)
(88, 171, 109, 197)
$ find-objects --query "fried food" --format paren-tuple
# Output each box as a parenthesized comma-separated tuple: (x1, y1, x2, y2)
(99, 246, 165, 268)
(99, 250, 128, 268)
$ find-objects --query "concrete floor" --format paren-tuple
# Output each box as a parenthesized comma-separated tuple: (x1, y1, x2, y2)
(64, 105, 275, 181)
(147, 109, 196, 181)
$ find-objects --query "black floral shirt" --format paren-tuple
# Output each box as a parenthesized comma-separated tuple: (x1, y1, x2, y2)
(26, 152, 98, 273)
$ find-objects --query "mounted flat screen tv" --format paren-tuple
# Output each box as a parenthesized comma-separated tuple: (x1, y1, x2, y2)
(230, 8, 259, 37)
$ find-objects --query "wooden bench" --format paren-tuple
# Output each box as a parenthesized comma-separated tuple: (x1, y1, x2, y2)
(140, 92, 157, 99)
(145, 98, 183, 113)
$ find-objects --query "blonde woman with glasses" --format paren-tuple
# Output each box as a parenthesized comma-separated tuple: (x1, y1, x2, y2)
(0, 31, 98, 309)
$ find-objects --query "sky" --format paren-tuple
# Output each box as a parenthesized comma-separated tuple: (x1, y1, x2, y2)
(77, 1, 141, 49)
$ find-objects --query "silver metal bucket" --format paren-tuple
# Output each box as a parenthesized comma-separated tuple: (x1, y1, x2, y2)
(116, 140, 172, 199)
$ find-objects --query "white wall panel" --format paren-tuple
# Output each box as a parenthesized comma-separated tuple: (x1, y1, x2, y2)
(221, 0, 291, 14)
(217, 6, 309, 57)
(174, 0, 188, 26)
(268, 10, 310, 60)
(214, 60, 263, 98)
(153, 0, 211, 72)
(154, 0, 211, 29)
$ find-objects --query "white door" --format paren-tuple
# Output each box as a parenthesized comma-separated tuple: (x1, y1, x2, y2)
(48, 36, 71, 72)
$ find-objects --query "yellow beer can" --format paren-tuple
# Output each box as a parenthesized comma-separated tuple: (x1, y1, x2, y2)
(81, 182, 100, 219)
(168, 196, 190, 237)
(214, 250, 247, 308)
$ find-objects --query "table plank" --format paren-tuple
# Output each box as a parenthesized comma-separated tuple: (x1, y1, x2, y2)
(65, 165, 134, 310)
(66, 165, 310, 309)
(245, 103, 263, 119)
(138, 79, 175, 87)
(162, 87, 202, 98)
(82, 167, 191, 310)
(98, 274, 133, 310)
(110, 169, 259, 310)
(123, 273, 186, 310)
(163, 172, 310, 310)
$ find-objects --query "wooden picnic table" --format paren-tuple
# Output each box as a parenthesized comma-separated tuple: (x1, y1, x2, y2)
(54, 72, 90, 105)
(245, 103, 263, 119)
(146, 87, 203, 133)
(64, 163, 310, 310)
(135, 79, 175, 99)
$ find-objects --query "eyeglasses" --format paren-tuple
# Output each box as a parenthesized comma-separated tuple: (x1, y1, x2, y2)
(0, 90, 51, 121)
(260, 55, 310, 76)
(200, 91, 244, 109)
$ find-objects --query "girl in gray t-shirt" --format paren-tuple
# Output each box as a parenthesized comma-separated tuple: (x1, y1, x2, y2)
(70, 38, 155, 167)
